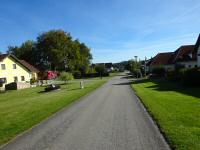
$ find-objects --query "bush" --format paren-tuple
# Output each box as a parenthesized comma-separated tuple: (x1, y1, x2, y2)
(167, 68, 186, 82)
(152, 67, 165, 77)
(132, 69, 142, 78)
(30, 78, 38, 84)
(73, 71, 82, 79)
(181, 68, 200, 86)
(59, 72, 74, 84)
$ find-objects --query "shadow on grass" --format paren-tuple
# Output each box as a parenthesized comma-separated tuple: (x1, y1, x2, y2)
(133, 78, 200, 99)
(113, 81, 135, 86)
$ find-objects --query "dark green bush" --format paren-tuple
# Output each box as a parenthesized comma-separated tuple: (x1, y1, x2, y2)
(73, 70, 82, 79)
(152, 67, 165, 76)
(181, 68, 200, 86)
(167, 68, 186, 82)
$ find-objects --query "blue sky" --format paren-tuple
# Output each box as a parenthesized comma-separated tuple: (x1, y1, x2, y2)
(0, 0, 200, 63)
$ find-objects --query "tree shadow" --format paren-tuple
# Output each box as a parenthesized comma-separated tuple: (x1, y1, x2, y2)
(133, 78, 200, 99)
(113, 80, 135, 86)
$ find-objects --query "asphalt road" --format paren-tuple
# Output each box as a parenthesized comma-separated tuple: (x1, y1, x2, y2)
(1, 74, 171, 150)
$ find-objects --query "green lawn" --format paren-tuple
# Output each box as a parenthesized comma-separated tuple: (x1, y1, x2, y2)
(132, 78, 200, 150)
(0, 78, 107, 146)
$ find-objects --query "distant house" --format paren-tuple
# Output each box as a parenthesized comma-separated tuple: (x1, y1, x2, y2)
(149, 52, 174, 72)
(0, 54, 39, 90)
(94, 62, 114, 72)
(105, 63, 114, 72)
(172, 45, 197, 68)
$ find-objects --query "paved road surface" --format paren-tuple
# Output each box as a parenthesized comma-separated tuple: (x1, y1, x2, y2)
(1, 75, 170, 150)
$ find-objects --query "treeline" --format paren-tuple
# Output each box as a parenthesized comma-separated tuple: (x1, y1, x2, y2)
(7, 29, 92, 75)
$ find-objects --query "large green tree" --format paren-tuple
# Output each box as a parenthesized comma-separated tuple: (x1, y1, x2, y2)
(7, 40, 39, 66)
(7, 29, 92, 72)
(36, 30, 72, 70)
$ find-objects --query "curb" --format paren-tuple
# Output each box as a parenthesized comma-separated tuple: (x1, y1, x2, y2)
(130, 85, 173, 150)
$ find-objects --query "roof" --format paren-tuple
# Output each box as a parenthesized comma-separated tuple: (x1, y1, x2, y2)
(173, 45, 196, 62)
(19, 60, 40, 73)
(0, 54, 39, 73)
(150, 52, 174, 66)
(0, 54, 9, 61)
(194, 34, 200, 52)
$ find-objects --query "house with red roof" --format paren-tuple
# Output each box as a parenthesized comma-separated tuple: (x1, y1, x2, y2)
(149, 34, 200, 72)
(0, 54, 39, 90)
(149, 52, 175, 72)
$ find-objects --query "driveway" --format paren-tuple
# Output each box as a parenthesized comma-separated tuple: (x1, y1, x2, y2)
(1, 74, 170, 150)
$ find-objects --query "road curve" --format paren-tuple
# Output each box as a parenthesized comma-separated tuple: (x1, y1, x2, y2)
(1, 74, 171, 150)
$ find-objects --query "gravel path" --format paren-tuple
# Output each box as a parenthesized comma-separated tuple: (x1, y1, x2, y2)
(1, 75, 170, 150)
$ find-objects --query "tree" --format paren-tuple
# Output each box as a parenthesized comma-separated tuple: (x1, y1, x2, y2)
(36, 30, 72, 70)
(59, 72, 74, 84)
(95, 64, 105, 79)
(7, 29, 92, 73)
(7, 40, 39, 66)
(129, 60, 142, 78)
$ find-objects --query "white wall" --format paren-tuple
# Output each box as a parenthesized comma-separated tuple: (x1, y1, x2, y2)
(176, 61, 197, 68)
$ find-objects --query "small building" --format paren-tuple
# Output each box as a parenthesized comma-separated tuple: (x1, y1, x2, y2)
(0, 54, 39, 90)
(149, 52, 174, 72)
(173, 45, 197, 68)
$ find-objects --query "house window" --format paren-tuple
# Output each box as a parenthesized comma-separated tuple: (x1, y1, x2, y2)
(0, 78, 7, 83)
(21, 76, 25, 81)
(14, 76, 18, 82)
(188, 65, 191, 68)
(13, 64, 17, 69)
(1, 64, 6, 70)
(195, 65, 197, 68)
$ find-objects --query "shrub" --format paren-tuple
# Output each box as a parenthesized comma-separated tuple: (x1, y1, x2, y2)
(167, 68, 186, 82)
(30, 78, 38, 84)
(152, 67, 165, 77)
(73, 70, 82, 79)
(59, 72, 74, 84)
(181, 68, 200, 86)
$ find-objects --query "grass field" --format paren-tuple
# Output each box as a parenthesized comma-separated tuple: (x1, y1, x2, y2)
(132, 78, 200, 150)
(0, 78, 108, 146)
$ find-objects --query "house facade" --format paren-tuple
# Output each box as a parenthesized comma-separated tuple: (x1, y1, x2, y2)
(173, 45, 197, 68)
(149, 34, 200, 72)
(149, 52, 175, 72)
(0, 54, 39, 90)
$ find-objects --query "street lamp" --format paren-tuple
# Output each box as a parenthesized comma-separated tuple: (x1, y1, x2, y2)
(134, 56, 138, 62)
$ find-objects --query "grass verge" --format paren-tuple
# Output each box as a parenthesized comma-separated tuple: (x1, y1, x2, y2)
(0, 79, 107, 146)
(131, 78, 200, 150)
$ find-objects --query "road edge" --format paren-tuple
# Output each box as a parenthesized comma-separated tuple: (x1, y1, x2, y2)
(130, 85, 172, 150)
(0, 78, 109, 149)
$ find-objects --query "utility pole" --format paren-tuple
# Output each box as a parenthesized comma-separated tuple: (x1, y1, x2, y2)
(134, 56, 138, 79)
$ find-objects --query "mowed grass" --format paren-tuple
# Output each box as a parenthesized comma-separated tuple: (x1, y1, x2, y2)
(132, 78, 200, 150)
(0, 79, 107, 146)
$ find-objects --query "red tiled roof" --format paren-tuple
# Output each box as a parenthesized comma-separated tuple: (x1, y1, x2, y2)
(0, 54, 9, 61)
(19, 60, 40, 73)
(173, 45, 196, 62)
(150, 52, 174, 66)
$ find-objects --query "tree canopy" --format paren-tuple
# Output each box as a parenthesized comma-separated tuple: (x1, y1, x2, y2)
(7, 29, 92, 73)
